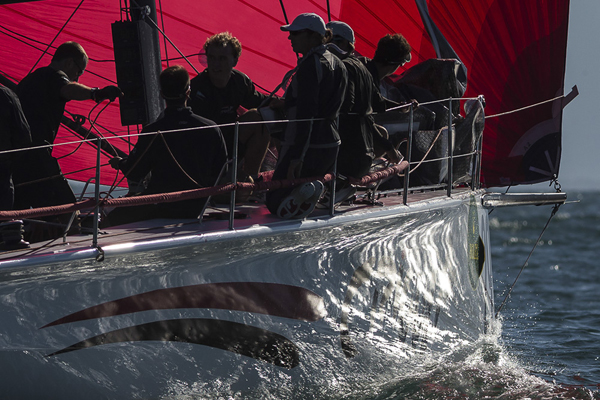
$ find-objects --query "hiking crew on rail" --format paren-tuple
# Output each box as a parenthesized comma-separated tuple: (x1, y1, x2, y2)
(5, 20, 416, 228)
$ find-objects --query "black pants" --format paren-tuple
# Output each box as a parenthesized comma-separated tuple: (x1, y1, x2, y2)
(12, 150, 76, 210)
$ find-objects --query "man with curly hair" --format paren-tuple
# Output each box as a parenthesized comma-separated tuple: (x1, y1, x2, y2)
(189, 32, 275, 183)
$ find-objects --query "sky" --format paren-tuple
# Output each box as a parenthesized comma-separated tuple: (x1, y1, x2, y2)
(560, 1, 600, 191)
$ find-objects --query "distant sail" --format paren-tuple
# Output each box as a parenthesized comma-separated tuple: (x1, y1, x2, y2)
(0, 0, 570, 187)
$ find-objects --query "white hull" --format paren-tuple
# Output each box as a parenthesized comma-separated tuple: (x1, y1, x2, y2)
(0, 190, 493, 398)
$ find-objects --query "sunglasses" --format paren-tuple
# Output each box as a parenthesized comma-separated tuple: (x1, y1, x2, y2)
(289, 29, 310, 36)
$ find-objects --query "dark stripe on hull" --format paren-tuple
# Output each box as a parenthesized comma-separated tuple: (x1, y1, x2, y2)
(46, 318, 300, 369)
(42, 282, 325, 328)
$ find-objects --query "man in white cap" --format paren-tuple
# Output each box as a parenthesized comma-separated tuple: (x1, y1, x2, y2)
(320, 21, 402, 207)
(327, 20, 356, 46)
(265, 13, 348, 219)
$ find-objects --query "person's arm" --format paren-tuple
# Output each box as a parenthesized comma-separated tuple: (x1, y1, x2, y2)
(239, 72, 270, 109)
(60, 82, 123, 102)
(111, 131, 156, 182)
(287, 56, 320, 162)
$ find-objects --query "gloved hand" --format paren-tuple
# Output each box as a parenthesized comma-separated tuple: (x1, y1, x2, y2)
(95, 85, 123, 102)
(109, 156, 123, 170)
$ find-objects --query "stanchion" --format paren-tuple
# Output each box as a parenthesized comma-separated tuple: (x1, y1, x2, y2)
(447, 98, 454, 197)
(229, 121, 239, 230)
(403, 104, 414, 205)
(92, 137, 101, 247)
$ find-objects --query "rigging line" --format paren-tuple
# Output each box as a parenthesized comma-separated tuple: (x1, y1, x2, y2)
(59, 103, 104, 159)
(0, 26, 52, 48)
(2, 116, 325, 157)
(141, 13, 200, 75)
(0, 25, 114, 64)
(104, 132, 162, 199)
(404, 126, 444, 174)
(486, 94, 565, 119)
(2, 117, 320, 157)
(57, 101, 113, 160)
(158, 0, 169, 67)
(81, 118, 134, 146)
(28, 0, 86, 75)
(279, 0, 289, 24)
(163, 52, 200, 62)
(494, 202, 561, 318)
(106, 160, 125, 200)
(384, 96, 481, 112)
(63, 163, 111, 177)
(158, 133, 201, 188)
(106, 168, 129, 200)
(326, 0, 331, 22)
(86, 106, 122, 156)
(0, 68, 18, 83)
(84, 166, 127, 220)
(306, 0, 337, 20)
(59, 123, 115, 159)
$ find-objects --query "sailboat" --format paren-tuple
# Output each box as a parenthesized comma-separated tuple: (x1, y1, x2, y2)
(0, 0, 574, 398)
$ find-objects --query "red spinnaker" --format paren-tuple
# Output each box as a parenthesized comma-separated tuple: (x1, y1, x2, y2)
(0, 0, 569, 188)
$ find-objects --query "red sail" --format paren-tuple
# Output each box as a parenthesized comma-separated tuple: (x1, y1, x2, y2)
(0, 0, 569, 187)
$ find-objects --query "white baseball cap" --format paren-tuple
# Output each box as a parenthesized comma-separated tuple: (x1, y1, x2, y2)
(326, 21, 355, 43)
(281, 13, 327, 36)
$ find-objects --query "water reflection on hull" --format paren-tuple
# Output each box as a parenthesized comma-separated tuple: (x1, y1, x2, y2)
(0, 193, 493, 399)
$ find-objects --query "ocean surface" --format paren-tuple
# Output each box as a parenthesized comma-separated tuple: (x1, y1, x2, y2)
(367, 190, 600, 400)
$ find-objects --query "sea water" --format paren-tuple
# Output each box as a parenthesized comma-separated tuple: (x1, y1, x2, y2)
(489, 190, 600, 399)
(360, 190, 600, 400)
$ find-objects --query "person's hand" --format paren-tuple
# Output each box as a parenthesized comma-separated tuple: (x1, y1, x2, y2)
(109, 156, 122, 170)
(385, 148, 402, 164)
(287, 159, 303, 180)
(96, 86, 123, 102)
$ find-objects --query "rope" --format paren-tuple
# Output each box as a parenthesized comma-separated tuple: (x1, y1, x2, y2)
(158, 132, 201, 188)
(157, 0, 169, 68)
(494, 202, 562, 318)
(486, 95, 565, 119)
(384, 96, 481, 113)
(279, 0, 289, 24)
(141, 11, 200, 75)
(2, 118, 322, 156)
(28, 0, 85, 74)
(57, 101, 111, 160)
(0, 163, 410, 221)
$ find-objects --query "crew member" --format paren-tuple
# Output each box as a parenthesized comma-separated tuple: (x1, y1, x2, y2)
(189, 32, 277, 182)
(13, 41, 122, 211)
(107, 65, 227, 226)
(0, 85, 31, 210)
(266, 13, 348, 219)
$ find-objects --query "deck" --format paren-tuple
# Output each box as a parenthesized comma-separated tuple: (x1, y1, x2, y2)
(0, 186, 474, 265)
